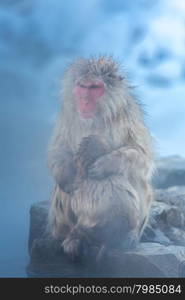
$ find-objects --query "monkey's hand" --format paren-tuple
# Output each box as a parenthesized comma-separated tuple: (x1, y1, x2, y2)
(88, 153, 121, 180)
(54, 157, 77, 193)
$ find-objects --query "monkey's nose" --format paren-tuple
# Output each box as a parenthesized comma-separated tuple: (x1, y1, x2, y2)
(84, 98, 90, 104)
(81, 94, 91, 104)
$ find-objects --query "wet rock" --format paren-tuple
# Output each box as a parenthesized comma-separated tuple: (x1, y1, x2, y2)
(27, 199, 185, 277)
(153, 156, 185, 189)
(149, 200, 185, 229)
(28, 200, 49, 253)
(166, 228, 185, 247)
(141, 227, 171, 245)
(27, 237, 185, 277)
(156, 186, 185, 211)
(143, 187, 185, 245)
(127, 243, 185, 278)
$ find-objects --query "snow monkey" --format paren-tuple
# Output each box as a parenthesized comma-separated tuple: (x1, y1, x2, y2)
(48, 56, 154, 262)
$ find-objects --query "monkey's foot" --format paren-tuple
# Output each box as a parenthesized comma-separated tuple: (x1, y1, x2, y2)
(62, 237, 84, 262)
(122, 233, 139, 251)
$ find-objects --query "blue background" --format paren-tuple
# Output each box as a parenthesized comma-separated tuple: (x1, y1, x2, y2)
(0, 0, 185, 277)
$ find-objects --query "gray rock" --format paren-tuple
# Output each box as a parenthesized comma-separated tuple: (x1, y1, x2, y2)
(27, 199, 185, 277)
(128, 243, 185, 277)
(156, 186, 185, 212)
(27, 236, 185, 277)
(28, 200, 49, 253)
(142, 227, 171, 245)
(166, 228, 185, 247)
(142, 187, 185, 245)
(150, 200, 185, 229)
(153, 156, 185, 188)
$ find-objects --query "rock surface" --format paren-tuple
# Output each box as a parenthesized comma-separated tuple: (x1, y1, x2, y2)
(153, 155, 185, 188)
(27, 237, 185, 277)
(142, 186, 185, 246)
(28, 200, 49, 253)
(27, 156, 185, 277)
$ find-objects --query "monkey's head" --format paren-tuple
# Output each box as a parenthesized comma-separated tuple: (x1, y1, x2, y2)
(64, 56, 125, 120)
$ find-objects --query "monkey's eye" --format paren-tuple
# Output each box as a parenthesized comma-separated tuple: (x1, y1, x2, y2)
(79, 84, 102, 89)
(107, 73, 124, 81)
(79, 84, 87, 88)
(89, 85, 102, 89)
(107, 73, 115, 78)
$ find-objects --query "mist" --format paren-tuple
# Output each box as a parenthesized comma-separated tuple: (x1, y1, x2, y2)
(0, 0, 185, 276)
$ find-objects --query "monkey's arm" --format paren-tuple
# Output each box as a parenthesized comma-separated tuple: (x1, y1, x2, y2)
(48, 143, 77, 193)
(88, 145, 153, 180)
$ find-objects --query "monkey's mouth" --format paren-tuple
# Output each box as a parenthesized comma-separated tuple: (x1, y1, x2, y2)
(77, 101, 98, 119)
(80, 111, 95, 118)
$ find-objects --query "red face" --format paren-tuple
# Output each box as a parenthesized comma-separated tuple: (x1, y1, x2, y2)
(74, 81, 105, 118)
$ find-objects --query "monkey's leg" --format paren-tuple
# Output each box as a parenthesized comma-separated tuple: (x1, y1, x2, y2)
(62, 225, 91, 262)
(62, 207, 139, 261)
(62, 217, 139, 261)
(121, 184, 153, 251)
(100, 183, 151, 252)
(61, 180, 153, 260)
(48, 185, 76, 241)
